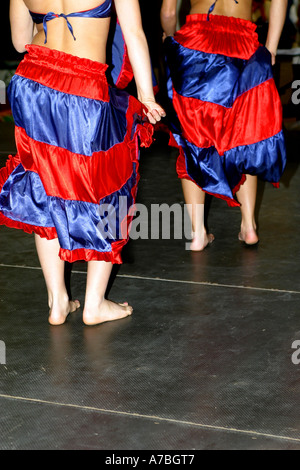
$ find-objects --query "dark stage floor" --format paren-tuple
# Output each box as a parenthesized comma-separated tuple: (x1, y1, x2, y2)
(0, 117, 300, 450)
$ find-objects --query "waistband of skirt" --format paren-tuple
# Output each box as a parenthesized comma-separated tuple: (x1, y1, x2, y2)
(15, 44, 110, 101)
(185, 13, 257, 33)
(175, 14, 259, 59)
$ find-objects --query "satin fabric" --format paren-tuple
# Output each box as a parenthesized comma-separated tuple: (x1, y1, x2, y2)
(109, 21, 159, 94)
(110, 21, 134, 89)
(173, 132, 285, 204)
(0, 45, 153, 263)
(10, 78, 128, 156)
(166, 41, 273, 107)
(172, 80, 283, 154)
(164, 14, 286, 206)
(0, 163, 137, 260)
(175, 15, 260, 59)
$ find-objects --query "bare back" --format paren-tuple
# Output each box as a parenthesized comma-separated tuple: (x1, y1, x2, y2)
(190, 0, 252, 21)
(23, 0, 111, 62)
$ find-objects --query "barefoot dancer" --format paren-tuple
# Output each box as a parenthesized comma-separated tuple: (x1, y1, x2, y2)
(161, 0, 287, 248)
(1, 0, 165, 325)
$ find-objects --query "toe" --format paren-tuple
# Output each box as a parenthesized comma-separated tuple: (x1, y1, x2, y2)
(208, 233, 215, 244)
(70, 300, 80, 312)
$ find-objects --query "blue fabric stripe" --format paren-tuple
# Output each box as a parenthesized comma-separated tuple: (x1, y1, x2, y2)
(174, 131, 286, 198)
(110, 21, 126, 85)
(8, 77, 128, 155)
(164, 38, 273, 108)
(0, 164, 137, 253)
(0, 164, 54, 226)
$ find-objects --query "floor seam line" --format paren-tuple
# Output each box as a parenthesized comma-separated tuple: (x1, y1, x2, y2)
(0, 263, 299, 295)
(0, 393, 299, 444)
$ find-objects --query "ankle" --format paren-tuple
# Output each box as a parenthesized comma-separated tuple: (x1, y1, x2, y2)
(48, 291, 69, 309)
(191, 227, 206, 239)
(84, 296, 105, 311)
(240, 219, 257, 233)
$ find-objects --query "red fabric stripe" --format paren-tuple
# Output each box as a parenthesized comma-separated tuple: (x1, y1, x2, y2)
(0, 152, 138, 263)
(172, 79, 282, 155)
(115, 42, 134, 90)
(175, 14, 260, 60)
(153, 85, 159, 96)
(14, 96, 153, 203)
(59, 244, 123, 264)
(16, 126, 135, 203)
(0, 211, 57, 239)
(16, 45, 110, 101)
(0, 153, 137, 263)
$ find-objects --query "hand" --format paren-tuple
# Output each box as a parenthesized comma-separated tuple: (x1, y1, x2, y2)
(141, 99, 166, 125)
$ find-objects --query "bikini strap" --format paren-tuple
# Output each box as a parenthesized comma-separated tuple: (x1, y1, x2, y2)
(207, 0, 239, 21)
(42, 12, 77, 43)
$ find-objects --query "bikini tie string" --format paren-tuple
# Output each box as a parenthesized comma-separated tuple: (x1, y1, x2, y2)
(207, 0, 239, 21)
(43, 12, 76, 44)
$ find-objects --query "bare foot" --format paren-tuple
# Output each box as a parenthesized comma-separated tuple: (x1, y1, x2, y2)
(83, 299, 133, 326)
(188, 232, 215, 251)
(238, 228, 259, 245)
(49, 299, 80, 326)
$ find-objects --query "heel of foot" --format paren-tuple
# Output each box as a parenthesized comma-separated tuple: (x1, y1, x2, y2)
(238, 230, 259, 246)
(186, 233, 214, 251)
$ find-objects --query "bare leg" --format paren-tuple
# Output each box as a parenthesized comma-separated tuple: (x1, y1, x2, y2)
(82, 260, 133, 326)
(236, 175, 259, 245)
(34, 234, 80, 325)
(181, 178, 214, 251)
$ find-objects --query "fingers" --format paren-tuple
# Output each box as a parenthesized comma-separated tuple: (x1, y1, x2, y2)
(146, 112, 157, 125)
(143, 105, 166, 124)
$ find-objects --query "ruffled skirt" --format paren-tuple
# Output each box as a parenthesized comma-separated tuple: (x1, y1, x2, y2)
(164, 14, 286, 206)
(0, 45, 153, 263)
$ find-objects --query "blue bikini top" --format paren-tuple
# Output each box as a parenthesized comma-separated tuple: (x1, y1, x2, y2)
(29, 0, 113, 43)
(207, 0, 239, 20)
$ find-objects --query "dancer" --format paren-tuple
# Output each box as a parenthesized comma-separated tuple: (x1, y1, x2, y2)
(1, 0, 165, 325)
(161, 0, 287, 249)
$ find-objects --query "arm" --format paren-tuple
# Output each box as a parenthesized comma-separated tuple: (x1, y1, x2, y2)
(160, 0, 178, 37)
(10, 0, 34, 53)
(265, 0, 288, 65)
(114, 0, 166, 124)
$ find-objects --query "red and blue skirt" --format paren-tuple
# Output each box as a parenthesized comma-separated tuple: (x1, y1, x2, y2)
(164, 14, 286, 207)
(0, 45, 153, 263)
